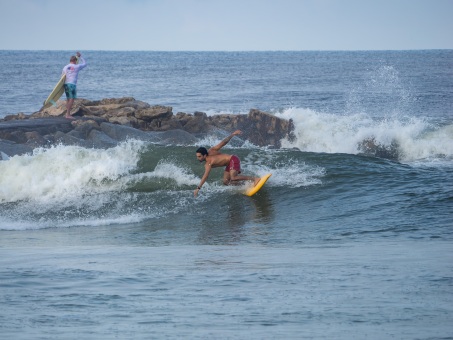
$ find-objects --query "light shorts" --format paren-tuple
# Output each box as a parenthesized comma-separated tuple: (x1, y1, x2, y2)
(64, 83, 77, 99)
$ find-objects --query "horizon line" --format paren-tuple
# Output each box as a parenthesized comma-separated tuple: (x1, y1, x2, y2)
(1, 48, 452, 52)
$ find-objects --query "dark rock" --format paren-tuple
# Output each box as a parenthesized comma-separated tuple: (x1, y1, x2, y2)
(25, 131, 46, 146)
(135, 105, 173, 121)
(245, 109, 294, 148)
(358, 137, 400, 160)
(72, 120, 101, 139)
(102, 106, 136, 118)
(5, 130, 27, 144)
(100, 122, 160, 143)
(183, 111, 209, 133)
(3, 112, 28, 121)
(175, 112, 190, 125)
(0, 139, 33, 158)
(0, 117, 73, 134)
(86, 129, 118, 148)
(208, 109, 294, 147)
(42, 134, 56, 145)
(66, 129, 84, 140)
(54, 131, 85, 146)
(108, 116, 139, 127)
(96, 97, 137, 106)
(146, 116, 183, 131)
(156, 129, 198, 145)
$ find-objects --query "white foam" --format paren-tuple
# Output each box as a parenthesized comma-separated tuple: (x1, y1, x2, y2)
(0, 140, 145, 204)
(128, 159, 201, 188)
(242, 151, 325, 188)
(276, 107, 453, 163)
(399, 124, 453, 162)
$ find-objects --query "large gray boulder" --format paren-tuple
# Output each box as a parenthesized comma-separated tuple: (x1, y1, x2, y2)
(208, 109, 295, 147)
(0, 139, 33, 158)
(156, 129, 198, 145)
(100, 122, 161, 143)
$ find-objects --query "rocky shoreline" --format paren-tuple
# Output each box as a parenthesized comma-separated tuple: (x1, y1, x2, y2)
(0, 97, 295, 159)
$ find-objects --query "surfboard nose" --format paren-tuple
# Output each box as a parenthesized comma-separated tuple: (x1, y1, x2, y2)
(244, 173, 272, 196)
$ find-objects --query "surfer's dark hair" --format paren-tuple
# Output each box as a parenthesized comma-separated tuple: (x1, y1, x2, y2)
(196, 147, 208, 156)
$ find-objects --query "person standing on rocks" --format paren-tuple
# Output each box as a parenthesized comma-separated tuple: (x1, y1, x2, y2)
(194, 130, 260, 197)
(62, 52, 87, 119)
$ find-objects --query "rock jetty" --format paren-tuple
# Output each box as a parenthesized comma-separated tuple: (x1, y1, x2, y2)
(0, 97, 295, 159)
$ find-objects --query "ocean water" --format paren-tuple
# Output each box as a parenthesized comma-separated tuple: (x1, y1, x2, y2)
(0, 50, 452, 339)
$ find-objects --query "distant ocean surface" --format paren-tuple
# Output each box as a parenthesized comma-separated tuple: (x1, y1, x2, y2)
(1, 50, 452, 339)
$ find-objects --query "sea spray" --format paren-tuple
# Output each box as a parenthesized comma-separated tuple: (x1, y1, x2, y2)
(243, 150, 325, 188)
(346, 64, 414, 119)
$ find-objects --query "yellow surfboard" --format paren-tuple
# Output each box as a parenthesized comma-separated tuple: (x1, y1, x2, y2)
(244, 173, 272, 197)
(41, 73, 66, 110)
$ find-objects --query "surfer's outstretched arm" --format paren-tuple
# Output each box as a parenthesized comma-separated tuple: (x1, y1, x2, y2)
(194, 163, 212, 197)
(210, 130, 242, 153)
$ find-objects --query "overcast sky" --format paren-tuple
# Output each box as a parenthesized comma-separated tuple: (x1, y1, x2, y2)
(1, 0, 452, 51)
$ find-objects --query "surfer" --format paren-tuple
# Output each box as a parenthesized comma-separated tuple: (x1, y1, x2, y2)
(194, 130, 260, 197)
(62, 52, 87, 119)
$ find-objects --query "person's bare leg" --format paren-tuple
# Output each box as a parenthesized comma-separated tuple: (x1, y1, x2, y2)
(65, 99, 75, 119)
(223, 171, 231, 185)
(229, 170, 260, 186)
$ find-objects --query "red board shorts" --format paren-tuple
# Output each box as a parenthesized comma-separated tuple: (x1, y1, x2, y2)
(225, 155, 241, 174)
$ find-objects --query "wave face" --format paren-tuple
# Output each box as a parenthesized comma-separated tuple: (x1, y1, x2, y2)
(0, 139, 327, 230)
(1, 132, 451, 231)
